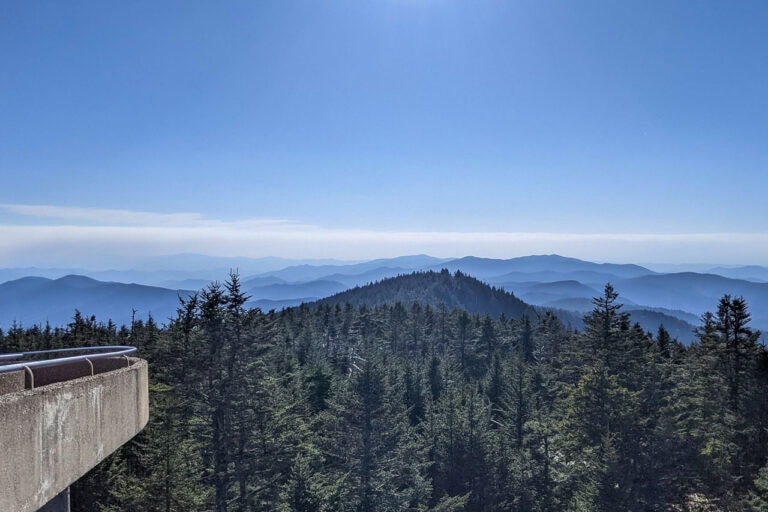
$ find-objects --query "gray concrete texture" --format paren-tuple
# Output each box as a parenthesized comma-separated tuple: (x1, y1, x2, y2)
(0, 358, 148, 512)
(0, 370, 24, 395)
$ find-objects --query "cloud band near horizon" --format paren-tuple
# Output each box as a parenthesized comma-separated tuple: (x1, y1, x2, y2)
(1, 204, 766, 268)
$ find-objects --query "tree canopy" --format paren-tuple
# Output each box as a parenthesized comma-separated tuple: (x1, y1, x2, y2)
(4, 275, 768, 512)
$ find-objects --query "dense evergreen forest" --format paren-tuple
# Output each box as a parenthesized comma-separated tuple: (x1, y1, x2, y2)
(318, 270, 536, 320)
(3, 271, 768, 511)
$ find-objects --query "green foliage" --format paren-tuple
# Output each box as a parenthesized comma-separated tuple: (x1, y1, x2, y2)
(749, 463, 768, 511)
(6, 277, 767, 511)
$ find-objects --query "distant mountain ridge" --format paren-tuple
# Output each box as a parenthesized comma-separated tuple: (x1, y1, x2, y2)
(705, 266, 768, 283)
(611, 272, 768, 329)
(424, 255, 655, 280)
(2, 254, 766, 343)
(253, 255, 448, 283)
(0, 275, 193, 328)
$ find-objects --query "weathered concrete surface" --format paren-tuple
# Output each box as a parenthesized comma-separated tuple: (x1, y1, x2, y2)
(0, 370, 24, 395)
(0, 359, 148, 512)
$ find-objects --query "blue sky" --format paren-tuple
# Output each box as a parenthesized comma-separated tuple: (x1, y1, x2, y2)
(1, 1, 767, 265)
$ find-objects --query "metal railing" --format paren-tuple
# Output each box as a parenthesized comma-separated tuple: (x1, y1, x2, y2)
(0, 346, 137, 375)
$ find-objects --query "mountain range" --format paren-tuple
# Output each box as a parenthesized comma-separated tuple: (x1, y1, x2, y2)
(3, 253, 768, 345)
(0, 275, 193, 328)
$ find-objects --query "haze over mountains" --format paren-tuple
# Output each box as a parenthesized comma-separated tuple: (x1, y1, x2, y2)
(0, 275, 193, 328)
(2, 253, 768, 345)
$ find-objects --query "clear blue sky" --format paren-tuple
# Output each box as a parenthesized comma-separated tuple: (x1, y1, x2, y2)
(1, 1, 767, 265)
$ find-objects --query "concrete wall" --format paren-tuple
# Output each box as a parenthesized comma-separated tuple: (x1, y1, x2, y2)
(0, 370, 24, 394)
(0, 359, 149, 512)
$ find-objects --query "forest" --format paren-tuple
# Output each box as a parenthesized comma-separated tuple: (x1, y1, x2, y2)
(2, 270, 768, 512)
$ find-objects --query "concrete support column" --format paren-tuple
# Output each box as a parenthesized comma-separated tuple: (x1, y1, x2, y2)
(38, 487, 69, 512)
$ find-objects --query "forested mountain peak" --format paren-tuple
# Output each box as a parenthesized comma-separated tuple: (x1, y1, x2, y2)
(318, 269, 536, 319)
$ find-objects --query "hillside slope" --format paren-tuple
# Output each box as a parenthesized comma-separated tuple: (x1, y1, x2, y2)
(318, 270, 536, 319)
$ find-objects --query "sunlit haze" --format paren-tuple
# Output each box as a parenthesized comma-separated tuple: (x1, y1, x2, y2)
(2, 1, 767, 267)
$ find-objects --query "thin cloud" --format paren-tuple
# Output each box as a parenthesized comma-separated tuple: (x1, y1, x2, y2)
(1, 204, 767, 267)
(0, 203, 202, 226)
(0, 204, 303, 229)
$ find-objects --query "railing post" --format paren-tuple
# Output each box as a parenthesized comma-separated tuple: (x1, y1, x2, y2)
(23, 365, 34, 389)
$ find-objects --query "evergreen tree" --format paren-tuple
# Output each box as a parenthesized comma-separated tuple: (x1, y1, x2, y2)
(9, 274, 768, 511)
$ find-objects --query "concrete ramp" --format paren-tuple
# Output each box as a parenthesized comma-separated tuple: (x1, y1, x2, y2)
(0, 357, 149, 512)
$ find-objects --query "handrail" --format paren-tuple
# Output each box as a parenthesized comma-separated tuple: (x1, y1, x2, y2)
(0, 346, 137, 374)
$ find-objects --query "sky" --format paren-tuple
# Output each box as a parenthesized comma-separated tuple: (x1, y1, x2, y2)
(1, 1, 767, 267)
